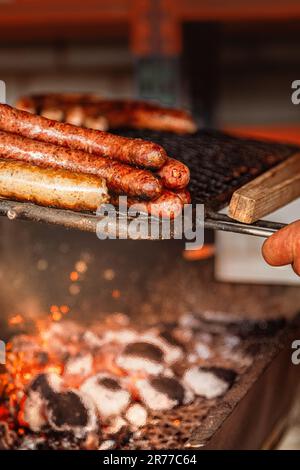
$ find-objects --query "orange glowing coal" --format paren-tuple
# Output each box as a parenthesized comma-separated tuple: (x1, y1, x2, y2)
(8, 315, 24, 326)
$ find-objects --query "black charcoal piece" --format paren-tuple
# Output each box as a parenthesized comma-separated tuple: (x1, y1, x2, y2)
(97, 377, 122, 391)
(150, 376, 185, 404)
(203, 367, 237, 387)
(47, 391, 89, 429)
(123, 342, 163, 362)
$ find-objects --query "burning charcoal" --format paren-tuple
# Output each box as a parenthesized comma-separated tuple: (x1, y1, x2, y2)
(83, 330, 105, 348)
(116, 342, 164, 375)
(24, 373, 63, 431)
(41, 321, 83, 355)
(183, 366, 237, 399)
(46, 390, 98, 438)
(141, 330, 183, 364)
(0, 422, 17, 450)
(81, 431, 100, 450)
(106, 416, 127, 436)
(125, 403, 148, 429)
(17, 435, 47, 450)
(29, 372, 62, 397)
(10, 334, 42, 363)
(194, 341, 212, 359)
(64, 353, 93, 377)
(102, 328, 138, 345)
(80, 374, 131, 420)
(24, 392, 47, 432)
(99, 439, 116, 450)
(136, 375, 193, 411)
(36, 351, 49, 365)
(42, 321, 84, 342)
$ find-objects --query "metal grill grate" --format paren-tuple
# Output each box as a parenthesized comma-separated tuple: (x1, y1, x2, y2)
(116, 129, 296, 210)
(0, 130, 296, 237)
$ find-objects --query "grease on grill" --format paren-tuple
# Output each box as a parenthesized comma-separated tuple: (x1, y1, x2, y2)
(115, 129, 296, 210)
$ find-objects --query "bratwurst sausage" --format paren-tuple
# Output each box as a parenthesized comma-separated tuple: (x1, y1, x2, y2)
(0, 159, 109, 212)
(157, 157, 190, 190)
(0, 104, 167, 169)
(111, 190, 184, 219)
(17, 95, 198, 134)
(0, 131, 163, 199)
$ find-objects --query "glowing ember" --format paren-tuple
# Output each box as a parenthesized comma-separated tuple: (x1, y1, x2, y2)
(70, 271, 79, 282)
(0, 313, 253, 450)
(112, 289, 121, 299)
(8, 315, 24, 326)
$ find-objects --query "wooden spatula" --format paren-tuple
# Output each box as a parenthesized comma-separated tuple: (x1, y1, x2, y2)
(228, 151, 300, 223)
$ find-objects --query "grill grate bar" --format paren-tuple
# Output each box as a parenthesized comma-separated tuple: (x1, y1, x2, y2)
(116, 129, 296, 210)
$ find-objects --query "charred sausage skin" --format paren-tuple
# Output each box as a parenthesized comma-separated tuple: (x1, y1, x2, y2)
(0, 131, 163, 199)
(0, 104, 167, 169)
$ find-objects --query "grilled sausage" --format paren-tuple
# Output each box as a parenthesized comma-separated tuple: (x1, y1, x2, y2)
(0, 131, 163, 199)
(111, 190, 183, 219)
(16, 95, 198, 134)
(16, 93, 101, 110)
(157, 157, 190, 190)
(0, 159, 109, 212)
(29, 105, 110, 131)
(262, 220, 300, 275)
(0, 104, 167, 169)
(174, 188, 192, 205)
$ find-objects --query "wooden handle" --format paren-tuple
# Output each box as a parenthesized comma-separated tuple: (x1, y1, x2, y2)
(228, 152, 300, 223)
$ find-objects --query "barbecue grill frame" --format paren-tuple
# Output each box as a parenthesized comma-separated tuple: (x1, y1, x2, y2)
(0, 129, 295, 239)
(0, 199, 286, 239)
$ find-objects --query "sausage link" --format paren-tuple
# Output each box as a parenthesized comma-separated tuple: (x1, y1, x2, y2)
(0, 159, 109, 212)
(111, 190, 183, 219)
(0, 131, 163, 199)
(0, 104, 167, 169)
(173, 188, 192, 205)
(16, 96, 198, 134)
(157, 157, 190, 190)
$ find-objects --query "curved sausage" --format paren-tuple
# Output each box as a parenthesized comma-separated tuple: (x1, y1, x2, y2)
(173, 188, 192, 205)
(262, 220, 300, 275)
(111, 190, 183, 219)
(16, 96, 198, 134)
(157, 157, 190, 190)
(0, 104, 167, 169)
(0, 159, 109, 212)
(0, 131, 163, 199)
(40, 105, 109, 131)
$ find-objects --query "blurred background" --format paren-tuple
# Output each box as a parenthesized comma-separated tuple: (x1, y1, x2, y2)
(0, 0, 300, 143)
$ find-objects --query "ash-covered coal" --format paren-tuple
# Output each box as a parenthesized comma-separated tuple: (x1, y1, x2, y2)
(24, 372, 97, 438)
(116, 341, 165, 375)
(183, 366, 237, 399)
(0, 312, 258, 450)
(81, 374, 131, 420)
(46, 390, 97, 438)
(136, 375, 193, 411)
